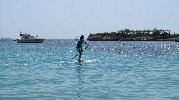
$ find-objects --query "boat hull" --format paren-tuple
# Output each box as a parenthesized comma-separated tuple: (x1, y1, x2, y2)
(17, 39, 45, 43)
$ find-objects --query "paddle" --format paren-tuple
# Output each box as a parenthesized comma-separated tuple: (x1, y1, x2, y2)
(72, 45, 89, 59)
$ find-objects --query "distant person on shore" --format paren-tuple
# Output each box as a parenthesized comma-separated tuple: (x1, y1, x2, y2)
(76, 35, 90, 62)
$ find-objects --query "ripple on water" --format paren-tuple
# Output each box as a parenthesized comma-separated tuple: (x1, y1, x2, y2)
(0, 40, 179, 99)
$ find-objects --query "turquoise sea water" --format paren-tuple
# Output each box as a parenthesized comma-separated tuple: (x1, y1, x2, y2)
(0, 39, 179, 100)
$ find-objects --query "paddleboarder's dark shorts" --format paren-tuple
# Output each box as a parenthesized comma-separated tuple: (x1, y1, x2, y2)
(76, 48, 83, 53)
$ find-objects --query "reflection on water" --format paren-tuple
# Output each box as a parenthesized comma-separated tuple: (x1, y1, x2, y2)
(75, 63, 83, 98)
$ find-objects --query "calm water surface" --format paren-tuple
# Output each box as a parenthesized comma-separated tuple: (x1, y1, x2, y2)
(0, 39, 179, 100)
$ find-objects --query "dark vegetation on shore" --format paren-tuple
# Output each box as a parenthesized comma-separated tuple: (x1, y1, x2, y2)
(87, 28, 179, 42)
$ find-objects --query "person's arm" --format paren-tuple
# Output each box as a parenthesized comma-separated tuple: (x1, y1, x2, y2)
(84, 41, 90, 46)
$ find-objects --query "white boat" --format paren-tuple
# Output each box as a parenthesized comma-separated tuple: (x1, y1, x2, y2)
(16, 32, 45, 43)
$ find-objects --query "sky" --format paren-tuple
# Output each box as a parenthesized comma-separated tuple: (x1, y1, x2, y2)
(0, 0, 179, 39)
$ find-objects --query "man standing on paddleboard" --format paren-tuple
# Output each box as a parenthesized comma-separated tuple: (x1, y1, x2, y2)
(76, 35, 90, 62)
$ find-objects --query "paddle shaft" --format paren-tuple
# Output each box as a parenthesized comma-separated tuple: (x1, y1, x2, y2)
(72, 46, 89, 59)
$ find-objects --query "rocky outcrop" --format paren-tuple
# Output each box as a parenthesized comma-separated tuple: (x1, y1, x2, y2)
(87, 29, 179, 41)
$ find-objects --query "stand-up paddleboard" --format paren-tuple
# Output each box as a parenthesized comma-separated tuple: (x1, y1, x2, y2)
(74, 59, 98, 63)
(59, 59, 98, 66)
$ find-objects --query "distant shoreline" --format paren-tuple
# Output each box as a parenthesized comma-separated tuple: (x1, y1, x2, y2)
(87, 28, 179, 42)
